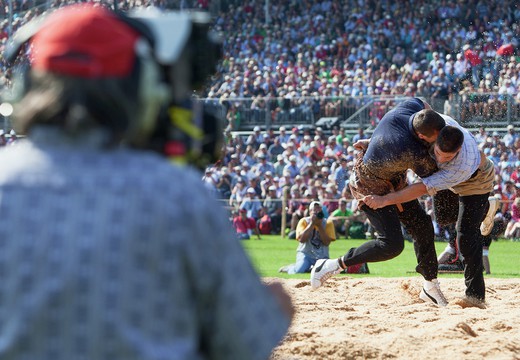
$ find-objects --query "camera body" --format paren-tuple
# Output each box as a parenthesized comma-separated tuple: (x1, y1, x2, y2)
(118, 8, 225, 168)
(2, 6, 224, 169)
(316, 211, 325, 219)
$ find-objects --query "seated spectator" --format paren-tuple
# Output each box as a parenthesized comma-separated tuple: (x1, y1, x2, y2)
(273, 154, 287, 177)
(329, 198, 366, 239)
(279, 201, 335, 274)
(268, 136, 285, 159)
(288, 201, 309, 239)
(252, 153, 275, 179)
(233, 209, 260, 240)
(352, 127, 368, 143)
(229, 177, 247, 208)
(321, 186, 339, 214)
(216, 168, 232, 199)
(263, 185, 283, 234)
(240, 187, 264, 221)
(504, 197, 520, 240)
(306, 141, 324, 162)
(283, 155, 300, 179)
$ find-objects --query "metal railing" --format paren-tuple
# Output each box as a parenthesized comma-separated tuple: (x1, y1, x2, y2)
(196, 93, 520, 133)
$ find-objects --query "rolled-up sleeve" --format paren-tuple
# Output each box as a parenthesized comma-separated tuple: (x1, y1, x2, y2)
(422, 165, 474, 195)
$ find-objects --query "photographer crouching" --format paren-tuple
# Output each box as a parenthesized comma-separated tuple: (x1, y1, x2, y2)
(279, 201, 336, 274)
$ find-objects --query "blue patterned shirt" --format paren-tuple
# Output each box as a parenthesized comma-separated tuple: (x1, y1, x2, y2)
(0, 129, 289, 360)
(422, 115, 481, 195)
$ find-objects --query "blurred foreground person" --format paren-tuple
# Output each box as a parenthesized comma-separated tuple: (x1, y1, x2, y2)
(0, 4, 291, 359)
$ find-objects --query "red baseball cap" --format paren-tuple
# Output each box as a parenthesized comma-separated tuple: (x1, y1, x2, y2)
(31, 4, 140, 78)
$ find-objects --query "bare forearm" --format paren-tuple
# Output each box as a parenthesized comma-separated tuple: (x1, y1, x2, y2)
(384, 183, 428, 205)
(297, 224, 314, 243)
(363, 183, 428, 209)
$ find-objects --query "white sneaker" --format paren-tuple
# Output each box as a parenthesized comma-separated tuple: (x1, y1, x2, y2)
(437, 244, 456, 264)
(310, 259, 342, 289)
(420, 279, 448, 307)
(480, 197, 500, 236)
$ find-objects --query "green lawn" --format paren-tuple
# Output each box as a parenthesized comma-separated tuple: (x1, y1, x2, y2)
(242, 236, 520, 278)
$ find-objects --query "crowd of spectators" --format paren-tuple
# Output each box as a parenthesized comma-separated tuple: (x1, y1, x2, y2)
(204, 122, 520, 242)
(2, 0, 520, 240)
(0, 0, 209, 83)
(202, 0, 520, 130)
(203, 124, 368, 238)
(3, 0, 520, 127)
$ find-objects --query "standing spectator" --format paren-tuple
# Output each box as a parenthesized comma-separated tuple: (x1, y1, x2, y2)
(463, 44, 483, 86)
(504, 197, 520, 240)
(334, 156, 350, 193)
(0, 4, 292, 359)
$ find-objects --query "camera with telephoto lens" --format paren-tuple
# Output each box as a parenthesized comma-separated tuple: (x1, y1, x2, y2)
(127, 8, 224, 168)
(316, 211, 325, 219)
(2, 6, 224, 169)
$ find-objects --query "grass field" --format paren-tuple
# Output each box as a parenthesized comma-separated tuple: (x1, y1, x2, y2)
(242, 235, 520, 278)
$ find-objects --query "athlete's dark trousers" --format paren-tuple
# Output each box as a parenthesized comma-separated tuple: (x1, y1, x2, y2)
(341, 199, 438, 281)
(433, 189, 490, 300)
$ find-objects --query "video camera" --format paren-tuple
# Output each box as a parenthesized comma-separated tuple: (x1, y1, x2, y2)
(1, 6, 224, 169)
(129, 9, 225, 168)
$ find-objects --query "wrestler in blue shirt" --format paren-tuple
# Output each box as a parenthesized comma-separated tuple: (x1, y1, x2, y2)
(311, 98, 450, 307)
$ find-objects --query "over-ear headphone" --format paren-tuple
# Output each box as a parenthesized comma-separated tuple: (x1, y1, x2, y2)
(127, 8, 224, 168)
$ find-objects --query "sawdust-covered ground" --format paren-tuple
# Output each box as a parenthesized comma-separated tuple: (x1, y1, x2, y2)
(266, 277, 520, 360)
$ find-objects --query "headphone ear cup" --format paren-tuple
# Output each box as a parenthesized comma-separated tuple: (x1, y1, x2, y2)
(126, 39, 169, 147)
(199, 107, 225, 166)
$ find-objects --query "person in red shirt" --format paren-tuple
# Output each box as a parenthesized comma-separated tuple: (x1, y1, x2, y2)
(463, 44, 483, 86)
(233, 208, 260, 240)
